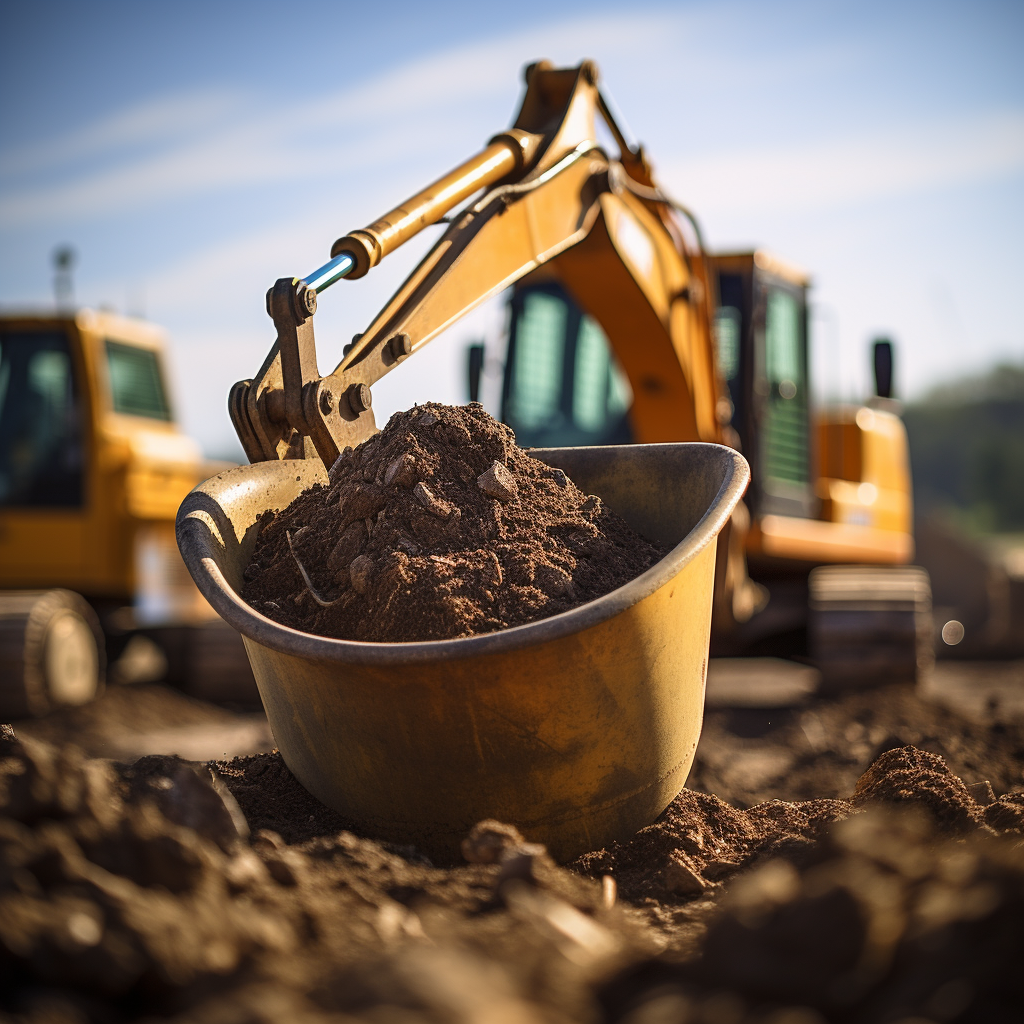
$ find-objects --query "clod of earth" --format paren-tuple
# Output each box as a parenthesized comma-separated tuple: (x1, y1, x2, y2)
(3, 720, 1024, 1024)
(242, 402, 667, 642)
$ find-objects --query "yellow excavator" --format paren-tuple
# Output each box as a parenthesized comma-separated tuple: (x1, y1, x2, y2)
(0, 309, 253, 716)
(1, 59, 929, 720)
(227, 59, 931, 689)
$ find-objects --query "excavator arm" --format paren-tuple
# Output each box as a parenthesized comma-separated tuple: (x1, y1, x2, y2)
(229, 60, 724, 468)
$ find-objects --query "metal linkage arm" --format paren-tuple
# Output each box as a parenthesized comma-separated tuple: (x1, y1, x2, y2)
(229, 60, 700, 468)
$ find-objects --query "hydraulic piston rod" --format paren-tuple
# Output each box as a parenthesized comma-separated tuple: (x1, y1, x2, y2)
(300, 251, 356, 293)
(297, 132, 535, 295)
(328, 131, 536, 280)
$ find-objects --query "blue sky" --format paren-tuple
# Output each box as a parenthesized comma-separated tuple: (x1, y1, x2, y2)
(2, 0, 1022, 457)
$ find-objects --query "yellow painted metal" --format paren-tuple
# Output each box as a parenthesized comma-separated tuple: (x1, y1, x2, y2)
(331, 137, 529, 279)
(0, 310, 211, 617)
(177, 442, 749, 861)
(816, 406, 914, 535)
(750, 514, 913, 565)
(747, 403, 914, 564)
(551, 192, 721, 444)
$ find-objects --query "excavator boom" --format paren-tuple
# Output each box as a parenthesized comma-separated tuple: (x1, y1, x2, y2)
(229, 60, 721, 468)
(227, 58, 923, 672)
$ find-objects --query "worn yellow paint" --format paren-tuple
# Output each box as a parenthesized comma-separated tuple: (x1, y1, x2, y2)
(0, 310, 211, 615)
(178, 444, 748, 862)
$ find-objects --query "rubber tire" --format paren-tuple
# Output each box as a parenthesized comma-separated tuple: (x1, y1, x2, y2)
(0, 590, 105, 718)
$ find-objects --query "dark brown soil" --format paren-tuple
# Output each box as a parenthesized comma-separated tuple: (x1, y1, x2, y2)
(9, 683, 247, 759)
(242, 403, 666, 642)
(3, 679, 1024, 1023)
(688, 681, 1024, 807)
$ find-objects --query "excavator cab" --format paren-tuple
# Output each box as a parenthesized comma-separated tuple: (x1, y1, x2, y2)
(711, 252, 814, 522)
(491, 250, 927, 677)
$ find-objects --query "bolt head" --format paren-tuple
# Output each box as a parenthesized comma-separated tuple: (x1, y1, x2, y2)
(293, 284, 316, 319)
(347, 383, 372, 414)
(319, 388, 334, 415)
(389, 332, 412, 360)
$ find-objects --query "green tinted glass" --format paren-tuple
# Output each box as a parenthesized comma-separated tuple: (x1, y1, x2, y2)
(506, 292, 566, 430)
(0, 330, 84, 506)
(106, 340, 171, 420)
(573, 318, 631, 430)
(766, 290, 801, 384)
(762, 288, 808, 484)
(714, 306, 741, 381)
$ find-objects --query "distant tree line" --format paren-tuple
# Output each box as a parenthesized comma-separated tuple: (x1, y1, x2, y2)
(903, 363, 1024, 533)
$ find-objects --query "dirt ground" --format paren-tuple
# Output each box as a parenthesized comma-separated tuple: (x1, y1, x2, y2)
(3, 667, 1024, 1024)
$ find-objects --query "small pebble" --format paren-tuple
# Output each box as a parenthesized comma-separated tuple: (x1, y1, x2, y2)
(414, 481, 457, 518)
(385, 452, 419, 488)
(663, 857, 707, 895)
(462, 819, 529, 864)
(533, 562, 574, 598)
(349, 555, 375, 594)
(477, 460, 518, 503)
(702, 858, 741, 880)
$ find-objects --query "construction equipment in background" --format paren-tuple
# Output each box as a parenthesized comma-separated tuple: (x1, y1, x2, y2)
(223, 58, 930, 690)
(0, 309, 256, 716)
(483, 246, 928, 684)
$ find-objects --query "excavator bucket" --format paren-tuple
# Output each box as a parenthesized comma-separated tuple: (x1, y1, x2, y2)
(177, 442, 748, 861)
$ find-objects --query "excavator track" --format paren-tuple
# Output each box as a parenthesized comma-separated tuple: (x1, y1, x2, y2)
(809, 565, 933, 690)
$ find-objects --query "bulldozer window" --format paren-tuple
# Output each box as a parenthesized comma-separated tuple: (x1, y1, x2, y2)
(502, 283, 632, 448)
(0, 330, 84, 507)
(105, 340, 171, 420)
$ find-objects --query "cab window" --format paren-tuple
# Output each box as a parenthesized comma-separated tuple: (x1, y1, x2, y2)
(502, 283, 633, 448)
(106, 340, 171, 420)
(761, 287, 809, 485)
(0, 330, 84, 507)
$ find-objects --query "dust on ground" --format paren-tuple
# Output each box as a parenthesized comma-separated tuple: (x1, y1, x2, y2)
(11, 683, 273, 763)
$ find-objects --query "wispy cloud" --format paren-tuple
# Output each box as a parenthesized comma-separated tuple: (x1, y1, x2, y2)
(662, 110, 1024, 216)
(0, 12, 662, 230)
(0, 88, 248, 177)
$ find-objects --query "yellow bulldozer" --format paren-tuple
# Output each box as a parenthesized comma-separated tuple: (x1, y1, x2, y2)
(0, 309, 253, 716)
(1, 58, 930, 724)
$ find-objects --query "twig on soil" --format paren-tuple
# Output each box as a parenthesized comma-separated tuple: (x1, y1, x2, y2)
(286, 530, 345, 608)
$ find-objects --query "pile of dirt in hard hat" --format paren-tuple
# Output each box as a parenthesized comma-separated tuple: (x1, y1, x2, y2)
(3, 719, 1024, 1024)
(242, 402, 667, 642)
